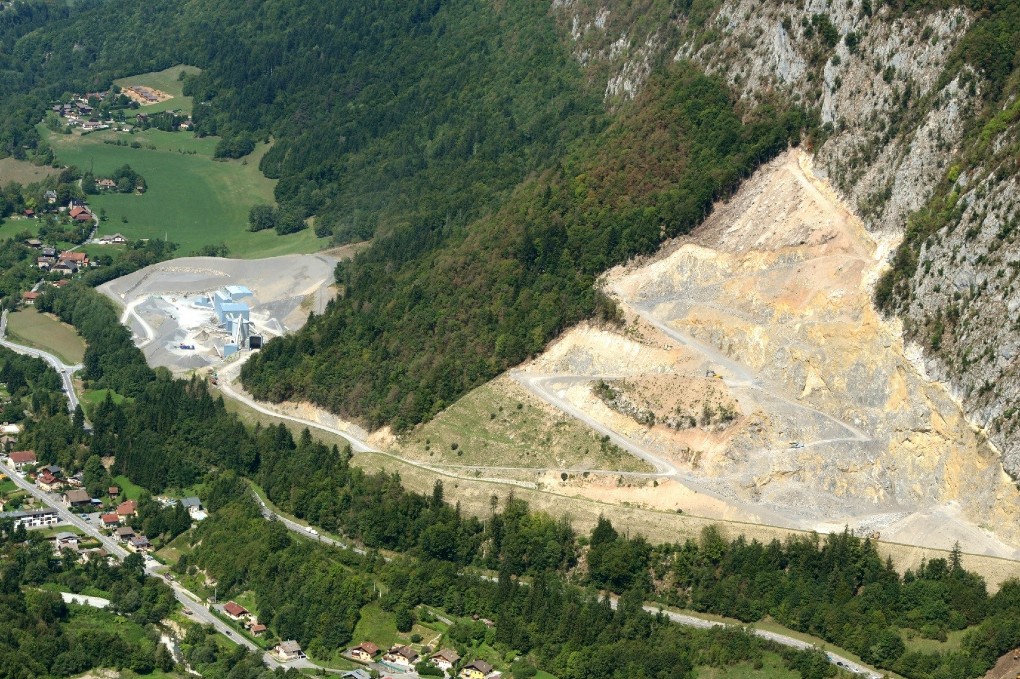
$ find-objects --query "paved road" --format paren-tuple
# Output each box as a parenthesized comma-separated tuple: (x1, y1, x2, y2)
(0, 309, 82, 413)
(1, 461, 297, 669)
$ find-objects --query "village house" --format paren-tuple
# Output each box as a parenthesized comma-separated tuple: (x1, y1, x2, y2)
(116, 500, 137, 518)
(52, 261, 77, 276)
(95, 178, 117, 190)
(24, 238, 42, 248)
(460, 660, 494, 679)
(250, 623, 267, 636)
(21, 290, 40, 304)
(44, 190, 58, 204)
(274, 640, 305, 662)
(53, 532, 79, 552)
(100, 513, 120, 528)
(181, 496, 207, 521)
(430, 649, 461, 672)
(223, 601, 249, 621)
(348, 642, 380, 662)
(8, 450, 37, 471)
(37, 470, 63, 491)
(340, 670, 371, 679)
(63, 489, 92, 508)
(98, 233, 127, 244)
(0, 508, 60, 530)
(128, 536, 151, 552)
(37, 256, 55, 270)
(114, 525, 135, 541)
(22, 209, 35, 218)
(383, 645, 419, 667)
(59, 251, 89, 268)
(108, 486, 120, 497)
(69, 206, 93, 224)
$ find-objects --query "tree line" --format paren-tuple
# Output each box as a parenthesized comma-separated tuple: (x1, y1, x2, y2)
(19, 283, 1020, 679)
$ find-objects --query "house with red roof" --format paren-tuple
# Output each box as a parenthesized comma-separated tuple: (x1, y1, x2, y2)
(59, 251, 89, 267)
(116, 500, 137, 517)
(8, 450, 36, 471)
(223, 601, 249, 620)
(101, 513, 120, 527)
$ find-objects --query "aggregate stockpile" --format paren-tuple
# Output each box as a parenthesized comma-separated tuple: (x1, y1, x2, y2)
(99, 255, 338, 372)
(518, 150, 1020, 558)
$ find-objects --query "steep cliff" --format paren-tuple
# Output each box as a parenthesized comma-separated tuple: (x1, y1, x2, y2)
(553, 0, 1020, 476)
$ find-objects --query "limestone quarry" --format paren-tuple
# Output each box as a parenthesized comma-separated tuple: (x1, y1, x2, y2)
(516, 149, 1020, 558)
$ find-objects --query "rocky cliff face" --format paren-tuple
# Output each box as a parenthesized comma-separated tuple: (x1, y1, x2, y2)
(552, 1, 1020, 477)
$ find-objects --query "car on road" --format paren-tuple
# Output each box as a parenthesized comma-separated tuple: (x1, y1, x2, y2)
(183, 609, 192, 615)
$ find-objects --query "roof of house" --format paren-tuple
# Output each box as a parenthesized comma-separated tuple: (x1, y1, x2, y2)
(38, 472, 58, 485)
(54, 532, 77, 541)
(432, 648, 460, 663)
(69, 206, 90, 218)
(250, 623, 267, 633)
(101, 513, 120, 525)
(393, 646, 418, 661)
(21, 291, 39, 300)
(278, 640, 302, 654)
(10, 450, 36, 463)
(129, 536, 150, 547)
(116, 500, 137, 515)
(341, 670, 371, 679)
(43, 465, 61, 475)
(65, 489, 91, 503)
(464, 660, 494, 674)
(108, 486, 120, 495)
(352, 642, 379, 655)
(25, 238, 42, 246)
(180, 496, 202, 508)
(60, 251, 88, 263)
(114, 525, 135, 537)
(224, 601, 248, 617)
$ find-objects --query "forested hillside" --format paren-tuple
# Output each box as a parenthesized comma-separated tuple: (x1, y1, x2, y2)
(241, 66, 804, 428)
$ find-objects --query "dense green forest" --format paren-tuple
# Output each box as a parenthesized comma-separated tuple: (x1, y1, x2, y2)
(14, 283, 1020, 678)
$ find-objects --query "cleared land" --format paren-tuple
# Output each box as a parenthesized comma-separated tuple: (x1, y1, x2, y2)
(114, 65, 202, 116)
(42, 127, 330, 257)
(6, 308, 86, 364)
(394, 375, 654, 474)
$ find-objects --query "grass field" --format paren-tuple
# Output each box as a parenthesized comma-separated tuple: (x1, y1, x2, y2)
(6, 308, 86, 364)
(0, 214, 46, 240)
(80, 389, 132, 418)
(114, 65, 202, 116)
(396, 376, 653, 473)
(0, 157, 60, 185)
(901, 626, 970, 654)
(112, 474, 145, 501)
(42, 126, 330, 258)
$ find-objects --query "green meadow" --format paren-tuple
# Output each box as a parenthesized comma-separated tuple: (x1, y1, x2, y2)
(42, 125, 330, 258)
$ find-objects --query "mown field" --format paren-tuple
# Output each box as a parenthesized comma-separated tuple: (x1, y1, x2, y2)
(114, 65, 202, 116)
(0, 157, 60, 184)
(41, 126, 329, 257)
(5, 308, 86, 364)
